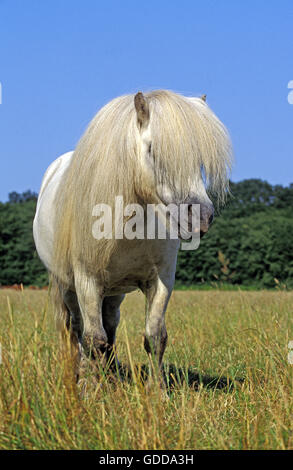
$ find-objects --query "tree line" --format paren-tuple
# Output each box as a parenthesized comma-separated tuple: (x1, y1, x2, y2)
(0, 180, 293, 288)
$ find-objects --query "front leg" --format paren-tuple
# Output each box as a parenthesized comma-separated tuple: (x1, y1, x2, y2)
(143, 274, 174, 386)
(74, 269, 108, 366)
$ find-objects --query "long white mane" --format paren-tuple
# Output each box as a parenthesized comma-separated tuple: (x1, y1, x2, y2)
(52, 90, 232, 285)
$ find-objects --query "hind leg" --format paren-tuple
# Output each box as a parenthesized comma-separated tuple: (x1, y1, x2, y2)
(63, 289, 83, 381)
(102, 295, 125, 371)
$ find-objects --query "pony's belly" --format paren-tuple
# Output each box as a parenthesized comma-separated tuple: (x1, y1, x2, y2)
(103, 270, 155, 296)
(103, 239, 179, 295)
(104, 285, 138, 296)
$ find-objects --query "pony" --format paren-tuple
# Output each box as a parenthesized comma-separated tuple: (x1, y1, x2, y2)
(33, 90, 232, 385)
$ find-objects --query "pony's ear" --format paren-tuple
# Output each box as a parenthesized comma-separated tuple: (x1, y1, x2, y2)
(201, 94, 207, 102)
(134, 92, 150, 129)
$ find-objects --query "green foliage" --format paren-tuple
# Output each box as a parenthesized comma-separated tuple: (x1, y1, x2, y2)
(176, 180, 293, 289)
(0, 192, 48, 286)
(0, 182, 293, 288)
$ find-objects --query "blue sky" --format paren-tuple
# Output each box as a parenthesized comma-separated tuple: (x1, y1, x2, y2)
(0, 0, 292, 201)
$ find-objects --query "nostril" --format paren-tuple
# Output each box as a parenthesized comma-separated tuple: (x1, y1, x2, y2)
(208, 214, 214, 225)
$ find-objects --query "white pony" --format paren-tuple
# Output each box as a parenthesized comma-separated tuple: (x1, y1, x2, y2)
(33, 90, 232, 384)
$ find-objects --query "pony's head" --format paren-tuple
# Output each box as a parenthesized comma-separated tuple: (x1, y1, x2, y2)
(133, 90, 232, 236)
(53, 90, 232, 283)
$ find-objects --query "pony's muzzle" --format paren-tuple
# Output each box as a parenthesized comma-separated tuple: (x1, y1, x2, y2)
(178, 202, 214, 239)
(198, 204, 214, 238)
(185, 203, 213, 237)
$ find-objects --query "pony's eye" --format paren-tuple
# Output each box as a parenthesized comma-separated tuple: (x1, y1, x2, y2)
(148, 143, 152, 153)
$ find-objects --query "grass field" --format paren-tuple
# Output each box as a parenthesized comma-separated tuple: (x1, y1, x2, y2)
(0, 288, 292, 450)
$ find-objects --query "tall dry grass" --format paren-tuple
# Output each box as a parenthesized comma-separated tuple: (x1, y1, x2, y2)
(0, 288, 292, 449)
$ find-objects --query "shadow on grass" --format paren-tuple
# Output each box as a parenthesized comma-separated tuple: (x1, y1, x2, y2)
(116, 362, 244, 392)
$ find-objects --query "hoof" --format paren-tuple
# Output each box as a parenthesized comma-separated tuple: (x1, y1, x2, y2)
(82, 334, 109, 361)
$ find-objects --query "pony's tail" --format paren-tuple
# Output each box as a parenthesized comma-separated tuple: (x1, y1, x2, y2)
(49, 273, 70, 333)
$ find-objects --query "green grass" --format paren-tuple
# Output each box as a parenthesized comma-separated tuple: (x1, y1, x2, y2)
(174, 281, 290, 291)
(0, 288, 292, 450)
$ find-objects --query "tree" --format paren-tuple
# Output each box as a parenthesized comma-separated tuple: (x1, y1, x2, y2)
(0, 182, 293, 288)
(0, 195, 47, 286)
